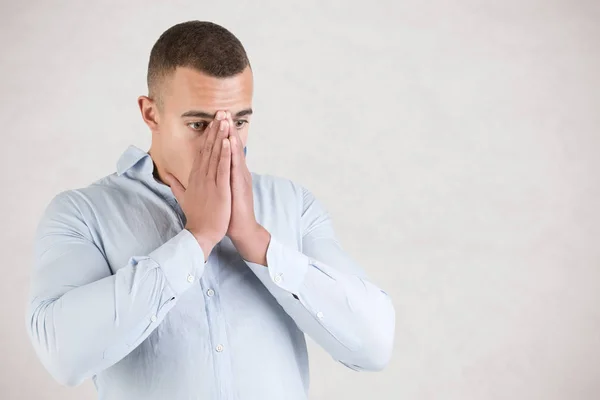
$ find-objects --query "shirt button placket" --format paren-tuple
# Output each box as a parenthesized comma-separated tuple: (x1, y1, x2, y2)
(201, 242, 234, 399)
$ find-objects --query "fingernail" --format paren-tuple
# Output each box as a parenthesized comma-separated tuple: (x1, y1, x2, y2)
(216, 111, 224, 120)
(220, 120, 228, 131)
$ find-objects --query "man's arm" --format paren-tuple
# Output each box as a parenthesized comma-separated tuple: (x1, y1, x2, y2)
(242, 185, 396, 372)
(26, 192, 207, 387)
(27, 115, 232, 387)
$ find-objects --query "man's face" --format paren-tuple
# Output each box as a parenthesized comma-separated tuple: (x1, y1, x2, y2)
(148, 65, 253, 187)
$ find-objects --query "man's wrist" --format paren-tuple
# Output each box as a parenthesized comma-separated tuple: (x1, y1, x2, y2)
(186, 229, 215, 261)
(230, 223, 270, 266)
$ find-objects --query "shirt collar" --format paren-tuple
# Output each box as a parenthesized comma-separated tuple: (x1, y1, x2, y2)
(116, 144, 179, 206)
(116, 145, 154, 176)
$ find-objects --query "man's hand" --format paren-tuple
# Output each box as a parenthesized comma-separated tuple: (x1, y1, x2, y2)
(163, 111, 232, 259)
(224, 111, 259, 239)
(224, 111, 270, 265)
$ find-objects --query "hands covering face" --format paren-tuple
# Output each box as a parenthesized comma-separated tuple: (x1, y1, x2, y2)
(163, 110, 258, 257)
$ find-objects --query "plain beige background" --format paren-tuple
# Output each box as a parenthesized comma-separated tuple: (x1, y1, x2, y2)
(1, 0, 600, 399)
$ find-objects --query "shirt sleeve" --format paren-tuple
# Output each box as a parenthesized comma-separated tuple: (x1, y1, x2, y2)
(26, 191, 206, 387)
(244, 185, 396, 372)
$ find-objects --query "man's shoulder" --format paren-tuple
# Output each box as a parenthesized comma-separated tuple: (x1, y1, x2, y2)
(251, 171, 307, 199)
(41, 172, 130, 219)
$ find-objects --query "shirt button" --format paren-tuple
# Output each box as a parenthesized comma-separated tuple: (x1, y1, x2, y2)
(274, 273, 283, 283)
(316, 311, 324, 320)
(187, 274, 194, 283)
(150, 315, 157, 322)
(206, 289, 215, 297)
(216, 344, 224, 352)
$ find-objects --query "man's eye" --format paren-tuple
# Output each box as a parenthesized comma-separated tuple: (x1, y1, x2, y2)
(235, 120, 248, 128)
(188, 121, 208, 131)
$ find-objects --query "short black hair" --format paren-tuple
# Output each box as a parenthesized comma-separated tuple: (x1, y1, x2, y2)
(147, 20, 250, 108)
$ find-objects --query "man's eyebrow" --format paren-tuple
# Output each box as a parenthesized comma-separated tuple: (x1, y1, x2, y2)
(180, 108, 253, 119)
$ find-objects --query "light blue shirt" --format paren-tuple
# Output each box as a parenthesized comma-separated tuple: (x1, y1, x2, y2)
(26, 145, 395, 400)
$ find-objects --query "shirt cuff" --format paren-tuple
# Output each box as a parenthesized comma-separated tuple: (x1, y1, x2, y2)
(149, 229, 206, 296)
(244, 235, 309, 299)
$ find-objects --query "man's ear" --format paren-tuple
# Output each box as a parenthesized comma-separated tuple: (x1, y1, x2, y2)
(137, 95, 160, 132)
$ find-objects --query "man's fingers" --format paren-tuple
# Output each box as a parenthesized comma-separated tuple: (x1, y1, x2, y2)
(208, 119, 228, 178)
(225, 112, 236, 172)
(189, 146, 204, 174)
(164, 172, 186, 203)
(230, 134, 239, 171)
(234, 126, 244, 154)
(190, 121, 212, 174)
(217, 138, 231, 189)
(200, 112, 224, 174)
(229, 126, 244, 172)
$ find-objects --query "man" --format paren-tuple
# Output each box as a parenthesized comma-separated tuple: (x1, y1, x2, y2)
(26, 20, 395, 400)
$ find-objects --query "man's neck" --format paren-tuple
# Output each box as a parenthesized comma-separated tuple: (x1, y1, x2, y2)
(148, 149, 167, 186)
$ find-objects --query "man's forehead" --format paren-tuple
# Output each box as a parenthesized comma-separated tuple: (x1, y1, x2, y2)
(166, 66, 253, 112)
(172, 66, 252, 89)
